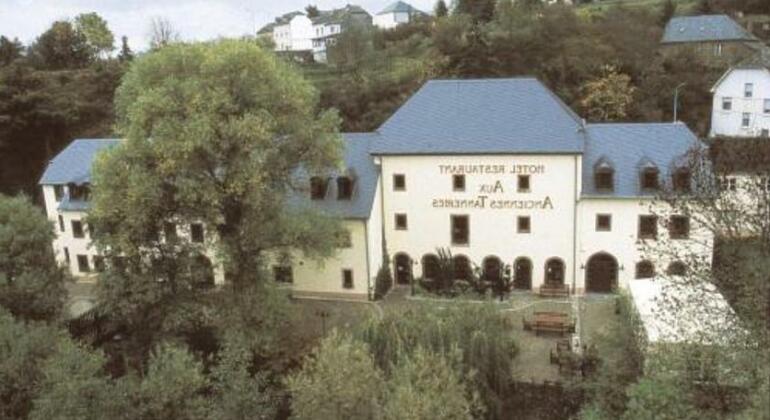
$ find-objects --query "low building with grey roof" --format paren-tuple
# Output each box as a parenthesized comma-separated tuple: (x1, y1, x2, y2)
(661, 14, 762, 67)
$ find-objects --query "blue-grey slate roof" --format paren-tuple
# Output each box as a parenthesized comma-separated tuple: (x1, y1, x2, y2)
(290, 133, 379, 219)
(582, 123, 699, 197)
(39, 139, 121, 185)
(370, 78, 586, 155)
(378, 1, 423, 15)
(662, 15, 757, 44)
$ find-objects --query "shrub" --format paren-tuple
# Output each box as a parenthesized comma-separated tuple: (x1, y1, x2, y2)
(357, 304, 517, 417)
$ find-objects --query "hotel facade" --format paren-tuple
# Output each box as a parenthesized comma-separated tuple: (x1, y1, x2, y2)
(40, 78, 713, 300)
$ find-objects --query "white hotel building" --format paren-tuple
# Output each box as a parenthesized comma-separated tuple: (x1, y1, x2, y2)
(40, 78, 713, 300)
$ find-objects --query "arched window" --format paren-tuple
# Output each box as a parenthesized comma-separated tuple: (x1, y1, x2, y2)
(673, 168, 691, 193)
(667, 261, 687, 276)
(545, 258, 565, 285)
(190, 254, 215, 288)
(482, 256, 502, 282)
(594, 159, 614, 192)
(310, 177, 328, 200)
(635, 260, 655, 279)
(513, 257, 532, 290)
(337, 176, 354, 200)
(640, 165, 659, 191)
(453, 255, 471, 281)
(421, 254, 440, 280)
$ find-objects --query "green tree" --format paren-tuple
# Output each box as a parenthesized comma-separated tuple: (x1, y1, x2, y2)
(287, 331, 385, 419)
(118, 36, 134, 62)
(29, 21, 91, 69)
(0, 36, 23, 66)
(305, 5, 321, 18)
(435, 0, 449, 18)
(74, 12, 116, 59)
(327, 24, 374, 73)
(579, 65, 636, 122)
(621, 378, 699, 420)
(91, 39, 343, 290)
(384, 347, 479, 420)
(148, 17, 179, 50)
(659, 0, 676, 27)
(0, 194, 68, 321)
(0, 309, 70, 419)
(454, 0, 496, 23)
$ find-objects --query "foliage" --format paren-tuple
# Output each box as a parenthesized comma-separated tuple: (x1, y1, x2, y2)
(383, 347, 480, 420)
(74, 13, 116, 59)
(374, 249, 393, 300)
(148, 17, 179, 50)
(454, 0, 497, 23)
(579, 65, 636, 122)
(92, 39, 344, 292)
(357, 304, 517, 419)
(0, 194, 68, 321)
(287, 330, 385, 419)
(118, 36, 133, 62)
(0, 36, 23, 66)
(434, 0, 449, 18)
(621, 377, 700, 420)
(28, 21, 92, 69)
(659, 0, 676, 27)
(0, 309, 67, 419)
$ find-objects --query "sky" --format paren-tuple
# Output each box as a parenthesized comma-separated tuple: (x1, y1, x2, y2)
(0, 0, 436, 52)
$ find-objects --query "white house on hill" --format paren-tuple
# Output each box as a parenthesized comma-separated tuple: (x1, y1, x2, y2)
(710, 47, 770, 138)
(373, 1, 426, 30)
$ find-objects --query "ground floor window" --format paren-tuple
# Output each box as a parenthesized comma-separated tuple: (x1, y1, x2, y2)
(273, 265, 293, 283)
(190, 223, 204, 243)
(342, 269, 354, 289)
(94, 256, 105, 272)
(635, 260, 655, 279)
(482, 256, 502, 282)
(513, 257, 532, 290)
(77, 255, 90, 273)
(667, 261, 687, 276)
(453, 255, 471, 281)
(421, 254, 440, 279)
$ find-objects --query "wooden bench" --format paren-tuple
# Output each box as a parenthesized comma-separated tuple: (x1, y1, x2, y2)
(538, 284, 570, 298)
(523, 311, 576, 336)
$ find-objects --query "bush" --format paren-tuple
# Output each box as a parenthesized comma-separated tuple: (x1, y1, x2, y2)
(374, 263, 393, 300)
(357, 304, 517, 418)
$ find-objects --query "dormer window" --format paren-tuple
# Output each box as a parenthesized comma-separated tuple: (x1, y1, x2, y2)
(594, 166, 614, 192)
(68, 184, 90, 201)
(337, 176, 354, 200)
(310, 177, 328, 200)
(673, 168, 691, 193)
(640, 168, 659, 191)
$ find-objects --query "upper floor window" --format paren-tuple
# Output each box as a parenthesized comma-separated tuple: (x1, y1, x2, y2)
(393, 174, 406, 191)
(164, 222, 177, 241)
(342, 269, 354, 289)
(640, 167, 659, 191)
(742, 113, 751, 128)
(69, 184, 90, 201)
(638, 215, 658, 240)
(72, 220, 85, 239)
(744, 83, 753, 98)
(190, 223, 204, 243)
(273, 266, 293, 283)
(668, 216, 690, 239)
(395, 213, 408, 230)
(667, 261, 687, 276)
(451, 215, 469, 245)
(596, 214, 612, 232)
(335, 230, 352, 248)
(673, 168, 691, 193)
(721, 97, 732, 111)
(310, 177, 328, 200)
(517, 216, 531, 233)
(337, 177, 353, 200)
(54, 185, 64, 201)
(453, 174, 465, 192)
(518, 175, 531, 192)
(595, 167, 614, 191)
(764, 99, 770, 114)
(721, 176, 738, 192)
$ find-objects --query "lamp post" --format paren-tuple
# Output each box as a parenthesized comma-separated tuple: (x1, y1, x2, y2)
(673, 82, 686, 122)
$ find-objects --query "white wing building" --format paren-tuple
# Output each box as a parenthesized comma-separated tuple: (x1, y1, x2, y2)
(710, 47, 770, 138)
(373, 1, 426, 30)
(41, 78, 713, 300)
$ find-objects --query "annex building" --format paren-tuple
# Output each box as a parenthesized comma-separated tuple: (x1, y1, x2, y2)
(40, 78, 713, 300)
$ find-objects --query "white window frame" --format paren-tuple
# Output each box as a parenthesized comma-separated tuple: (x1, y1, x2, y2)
(722, 97, 732, 111)
(744, 83, 753, 98)
(742, 112, 751, 128)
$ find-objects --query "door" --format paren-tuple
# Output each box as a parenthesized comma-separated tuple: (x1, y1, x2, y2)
(514, 258, 532, 290)
(394, 253, 412, 285)
(586, 253, 618, 293)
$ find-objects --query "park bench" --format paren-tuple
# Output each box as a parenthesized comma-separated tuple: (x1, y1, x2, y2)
(522, 311, 576, 336)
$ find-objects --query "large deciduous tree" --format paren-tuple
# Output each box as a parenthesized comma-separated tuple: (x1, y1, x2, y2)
(0, 36, 23, 66)
(29, 21, 92, 70)
(0, 194, 68, 321)
(579, 65, 636, 122)
(74, 13, 116, 59)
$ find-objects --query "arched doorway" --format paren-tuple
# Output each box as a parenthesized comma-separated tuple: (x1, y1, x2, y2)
(513, 257, 532, 290)
(190, 254, 215, 289)
(544, 258, 565, 287)
(421, 254, 440, 280)
(586, 252, 618, 293)
(482, 256, 502, 283)
(394, 253, 412, 285)
(453, 255, 471, 281)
